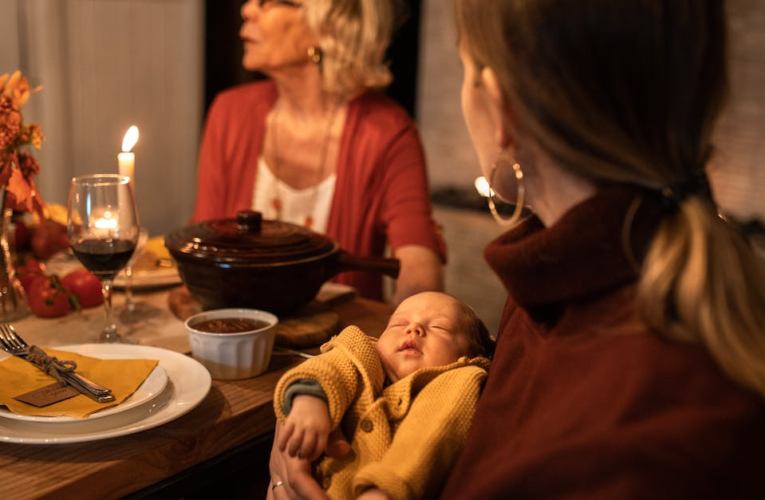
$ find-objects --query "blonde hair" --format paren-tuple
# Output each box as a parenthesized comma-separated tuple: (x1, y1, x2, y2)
(303, 0, 396, 96)
(455, 0, 765, 397)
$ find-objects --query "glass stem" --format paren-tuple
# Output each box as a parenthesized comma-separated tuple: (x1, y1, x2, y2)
(101, 278, 119, 342)
(125, 265, 135, 313)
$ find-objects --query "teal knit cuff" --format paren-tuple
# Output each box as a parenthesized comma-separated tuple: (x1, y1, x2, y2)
(283, 378, 328, 414)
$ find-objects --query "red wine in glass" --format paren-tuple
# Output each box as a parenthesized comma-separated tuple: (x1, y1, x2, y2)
(72, 239, 137, 280)
(67, 174, 139, 343)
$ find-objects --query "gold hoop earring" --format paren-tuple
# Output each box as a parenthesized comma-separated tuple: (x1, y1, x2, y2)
(487, 150, 526, 227)
(307, 46, 323, 65)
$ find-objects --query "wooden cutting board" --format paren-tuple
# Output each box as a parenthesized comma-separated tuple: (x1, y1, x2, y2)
(168, 286, 340, 348)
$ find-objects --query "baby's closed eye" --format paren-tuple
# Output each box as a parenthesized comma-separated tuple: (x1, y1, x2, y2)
(429, 321, 453, 331)
(387, 319, 408, 328)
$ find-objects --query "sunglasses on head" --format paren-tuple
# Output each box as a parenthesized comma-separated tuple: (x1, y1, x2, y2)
(258, 0, 303, 7)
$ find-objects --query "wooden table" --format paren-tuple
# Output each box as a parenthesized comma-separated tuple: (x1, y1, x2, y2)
(0, 287, 393, 499)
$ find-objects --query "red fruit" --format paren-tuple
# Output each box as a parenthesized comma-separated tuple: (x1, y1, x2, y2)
(28, 276, 72, 318)
(14, 257, 47, 293)
(18, 272, 46, 294)
(31, 220, 71, 260)
(62, 268, 103, 308)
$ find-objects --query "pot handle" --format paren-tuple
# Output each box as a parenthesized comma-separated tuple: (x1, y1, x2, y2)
(336, 251, 401, 279)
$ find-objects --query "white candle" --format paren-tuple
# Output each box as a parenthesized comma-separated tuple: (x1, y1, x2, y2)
(118, 151, 134, 182)
(119, 126, 139, 183)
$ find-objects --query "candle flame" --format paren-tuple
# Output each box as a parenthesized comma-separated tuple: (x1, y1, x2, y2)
(122, 125, 139, 152)
(474, 176, 492, 198)
(94, 211, 118, 230)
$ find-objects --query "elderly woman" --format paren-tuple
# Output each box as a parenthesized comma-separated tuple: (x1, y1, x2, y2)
(193, 0, 444, 304)
(270, 0, 765, 498)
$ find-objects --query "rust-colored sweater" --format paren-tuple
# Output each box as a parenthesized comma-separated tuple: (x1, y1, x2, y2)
(440, 185, 765, 499)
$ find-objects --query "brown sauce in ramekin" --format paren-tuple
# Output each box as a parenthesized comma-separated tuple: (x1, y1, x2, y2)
(193, 318, 269, 334)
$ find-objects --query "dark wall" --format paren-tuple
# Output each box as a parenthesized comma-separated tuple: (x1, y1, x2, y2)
(204, 0, 422, 117)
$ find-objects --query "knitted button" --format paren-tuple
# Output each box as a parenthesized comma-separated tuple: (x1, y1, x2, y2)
(360, 418, 374, 433)
(322, 474, 332, 489)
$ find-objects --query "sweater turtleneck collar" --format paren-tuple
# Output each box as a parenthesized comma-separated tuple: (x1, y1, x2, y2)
(484, 184, 664, 309)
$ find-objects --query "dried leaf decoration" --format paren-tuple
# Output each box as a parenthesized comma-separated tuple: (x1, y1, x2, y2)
(0, 70, 45, 216)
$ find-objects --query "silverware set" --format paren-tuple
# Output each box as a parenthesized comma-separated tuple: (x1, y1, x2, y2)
(0, 324, 115, 403)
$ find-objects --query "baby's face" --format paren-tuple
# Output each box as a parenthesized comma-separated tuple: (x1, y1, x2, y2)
(376, 292, 470, 383)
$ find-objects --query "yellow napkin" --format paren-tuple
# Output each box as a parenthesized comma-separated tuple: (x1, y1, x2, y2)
(144, 235, 171, 261)
(0, 348, 159, 419)
(132, 236, 174, 272)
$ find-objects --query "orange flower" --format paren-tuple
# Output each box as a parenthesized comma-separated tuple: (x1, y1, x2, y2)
(0, 97, 21, 150)
(17, 153, 40, 177)
(0, 70, 44, 213)
(0, 70, 39, 110)
(18, 123, 43, 150)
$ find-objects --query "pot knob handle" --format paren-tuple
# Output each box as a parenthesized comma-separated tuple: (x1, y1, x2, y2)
(236, 210, 262, 233)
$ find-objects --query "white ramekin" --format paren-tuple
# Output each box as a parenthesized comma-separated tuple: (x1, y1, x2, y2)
(185, 308, 278, 380)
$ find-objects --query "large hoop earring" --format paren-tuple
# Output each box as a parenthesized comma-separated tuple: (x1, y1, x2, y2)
(487, 150, 526, 227)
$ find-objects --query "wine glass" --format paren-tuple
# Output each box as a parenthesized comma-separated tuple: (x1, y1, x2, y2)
(67, 174, 139, 343)
(119, 227, 154, 323)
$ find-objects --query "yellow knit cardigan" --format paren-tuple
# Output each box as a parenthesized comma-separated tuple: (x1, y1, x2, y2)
(274, 325, 490, 500)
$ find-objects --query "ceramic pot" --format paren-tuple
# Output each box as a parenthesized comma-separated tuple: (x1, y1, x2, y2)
(165, 211, 400, 314)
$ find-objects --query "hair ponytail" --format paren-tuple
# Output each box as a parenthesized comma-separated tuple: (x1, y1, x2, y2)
(638, 197, 765, 396)
(455, 0, 765, 396)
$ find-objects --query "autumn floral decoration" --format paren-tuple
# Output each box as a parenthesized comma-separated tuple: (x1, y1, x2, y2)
(0, 70, 45, 216)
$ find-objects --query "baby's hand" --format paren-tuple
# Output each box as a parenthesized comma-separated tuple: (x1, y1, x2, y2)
(278, 395, 331, 461)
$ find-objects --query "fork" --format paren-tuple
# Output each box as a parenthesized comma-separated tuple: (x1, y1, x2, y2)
(0, 324, 115, 403)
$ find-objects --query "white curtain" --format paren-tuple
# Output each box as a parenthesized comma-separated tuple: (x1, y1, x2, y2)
(0, 0, 204, 236)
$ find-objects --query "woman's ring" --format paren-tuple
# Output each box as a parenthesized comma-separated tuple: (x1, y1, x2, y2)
(273, 480, 285, 491)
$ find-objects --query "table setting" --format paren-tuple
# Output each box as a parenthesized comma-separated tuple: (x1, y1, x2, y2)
(0, 338, 210, 445)
(0, 72, 395, 498)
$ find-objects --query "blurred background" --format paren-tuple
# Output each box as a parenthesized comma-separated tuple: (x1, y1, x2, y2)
(1, 0, 763, 332)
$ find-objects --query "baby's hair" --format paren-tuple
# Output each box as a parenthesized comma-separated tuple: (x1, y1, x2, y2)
(451, 295, 495, 360)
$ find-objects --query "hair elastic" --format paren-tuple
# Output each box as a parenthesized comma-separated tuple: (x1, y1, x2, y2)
(660, 171, 713, 211)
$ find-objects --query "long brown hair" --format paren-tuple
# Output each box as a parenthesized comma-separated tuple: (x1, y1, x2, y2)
(455, 0, 765, 396)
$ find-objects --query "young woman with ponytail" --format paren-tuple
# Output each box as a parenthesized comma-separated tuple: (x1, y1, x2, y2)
(438, 0, 765, 498)
(269, 1, 765, 498)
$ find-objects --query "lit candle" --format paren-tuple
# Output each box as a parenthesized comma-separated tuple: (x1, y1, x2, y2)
(93, 210, 119, 237)
(118, 125, 139, 184)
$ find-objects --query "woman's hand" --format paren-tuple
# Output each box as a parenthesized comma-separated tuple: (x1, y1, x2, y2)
(270, 420, 330, 500)
(392, 245, 444, 305)
(277, 395, 331, 461)
(270, 421, 351, 499)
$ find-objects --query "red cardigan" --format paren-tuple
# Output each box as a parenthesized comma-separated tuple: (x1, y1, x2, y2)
(193, 81, 446, 300)
(440, 185, 765, 499)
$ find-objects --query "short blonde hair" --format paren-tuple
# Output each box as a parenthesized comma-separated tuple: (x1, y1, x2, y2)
(303, 0, 396, 96)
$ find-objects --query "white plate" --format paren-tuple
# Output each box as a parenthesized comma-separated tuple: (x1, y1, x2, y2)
(114, 267, 182, 289)
(0, 361, 168, 423)
(0, 344, 211, 444)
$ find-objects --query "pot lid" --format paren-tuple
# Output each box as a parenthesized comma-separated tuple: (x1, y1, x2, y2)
(165, 211, 337, 265)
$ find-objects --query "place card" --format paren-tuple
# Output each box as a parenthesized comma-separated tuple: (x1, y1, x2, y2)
(14, 383, 79, 408)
